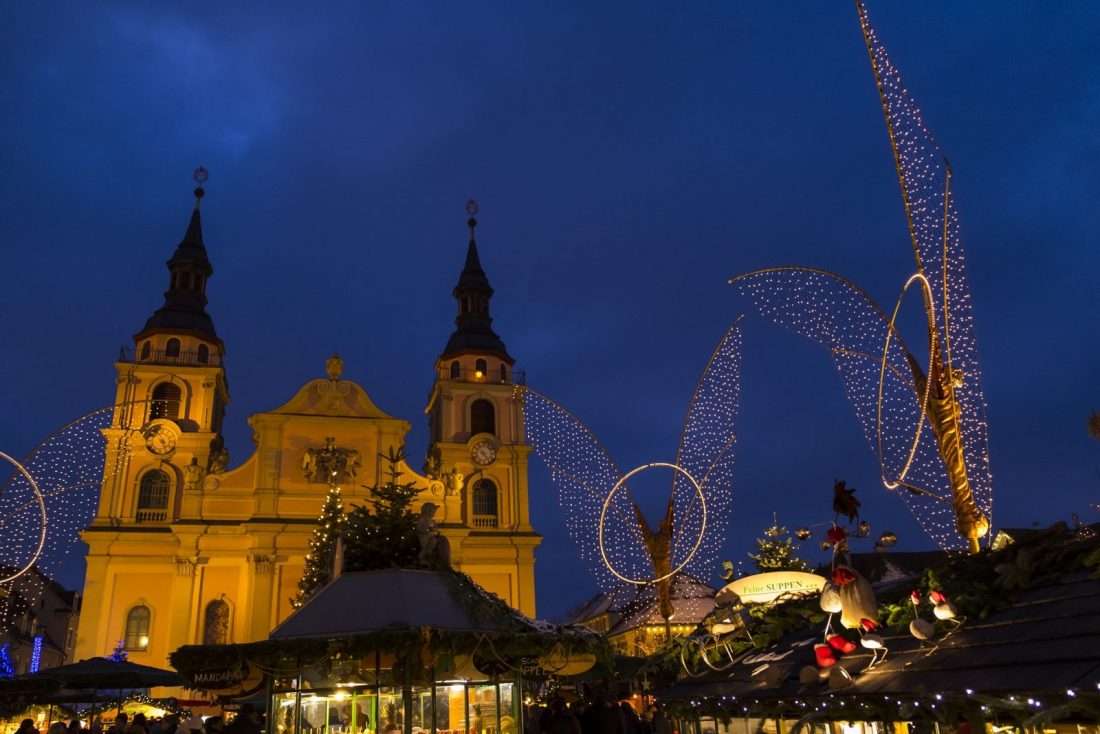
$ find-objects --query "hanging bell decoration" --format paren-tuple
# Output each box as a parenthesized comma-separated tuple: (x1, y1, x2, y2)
(858, 519, 871, 535)
(879, 530, 897, 547)
(795, 527, 812, 541)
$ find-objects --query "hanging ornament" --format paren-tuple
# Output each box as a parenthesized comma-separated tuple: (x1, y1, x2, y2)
(931, 589, 958, 621)
(819, 581, 843, 613)
(795, 527, 812, 541)
(836, 565, 878, 629)
(879, 530, 897, 547)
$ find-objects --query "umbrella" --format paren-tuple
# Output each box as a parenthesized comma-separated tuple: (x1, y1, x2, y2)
(23, 658, 184, 689)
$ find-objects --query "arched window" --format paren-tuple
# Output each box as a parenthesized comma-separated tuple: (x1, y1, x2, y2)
(140, 341, 151, 360)
(197, 344, 209, 364)
(137, 470, 170, 520)
(499, 363, 508, 382)
(471, 399, 495, 435)
(472, 479, 498, 527)
(203, 599, 230, 645)
(125, 606, 151, 651)
(474, 358, 487, 376)
(150, 382, 182, 421)
(449, 361, 460, 379)
(165, 338, 181, 358)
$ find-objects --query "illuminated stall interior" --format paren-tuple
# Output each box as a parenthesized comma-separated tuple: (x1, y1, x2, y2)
(171, 569, 607, 734)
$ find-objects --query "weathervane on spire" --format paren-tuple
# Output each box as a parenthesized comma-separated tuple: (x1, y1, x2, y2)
(193, 166, 208, 205)
(466, 198, 478, 237)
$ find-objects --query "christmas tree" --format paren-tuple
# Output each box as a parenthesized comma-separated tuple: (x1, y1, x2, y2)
(108, 640, 128, 662)
(748, 515, 809, 573)
(293, 484, 348, 608)
(343, 447, 420, 573)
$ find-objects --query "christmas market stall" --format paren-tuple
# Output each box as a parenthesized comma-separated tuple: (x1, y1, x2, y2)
(655, 525, 1100, 733)
(170, 568, 610, 734)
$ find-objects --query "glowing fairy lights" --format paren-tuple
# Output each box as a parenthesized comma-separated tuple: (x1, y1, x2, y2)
(0, 404, 132, 628)
(728, 3, 993, 552)
(0, 450, 47, 584)
(521, 322, 742, 590)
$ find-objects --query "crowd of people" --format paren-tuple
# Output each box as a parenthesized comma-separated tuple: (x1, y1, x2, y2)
(14, 705, 264, 734)
(527, 693, 672, 734)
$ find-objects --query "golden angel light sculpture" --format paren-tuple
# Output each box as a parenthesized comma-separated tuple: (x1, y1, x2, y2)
(521, 322, 742, 630)
(731, 1, 992, 553)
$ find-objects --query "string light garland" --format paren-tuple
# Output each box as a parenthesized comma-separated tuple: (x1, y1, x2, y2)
(520, 322, 742, 590)
(0, 404, 137, 628)
(727, 3, 994, 552)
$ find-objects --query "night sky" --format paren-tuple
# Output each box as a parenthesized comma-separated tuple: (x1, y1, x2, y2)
(2, 2, 1098, 620)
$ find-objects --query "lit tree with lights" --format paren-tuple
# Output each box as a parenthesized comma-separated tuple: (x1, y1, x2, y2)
(108, 639, 128, 662)
(342, 448, 420, 573)
(293, 484, 347, 608)
(748, 515, 809, 574)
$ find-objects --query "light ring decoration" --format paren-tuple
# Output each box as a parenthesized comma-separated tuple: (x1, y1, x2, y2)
(876, 272, 936, 491)
(0, 449, 48, 584)
(598, 462, 706, 586)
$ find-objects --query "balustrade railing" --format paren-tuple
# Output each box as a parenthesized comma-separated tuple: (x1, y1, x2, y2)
(472, 514, 499, 529)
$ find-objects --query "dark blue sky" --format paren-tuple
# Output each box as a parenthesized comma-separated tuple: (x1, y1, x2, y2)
(2, 2, 1098, 619)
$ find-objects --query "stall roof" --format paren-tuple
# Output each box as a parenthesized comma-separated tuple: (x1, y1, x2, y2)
(272, 568, 549, 639)
(660, 572, 1100, 702)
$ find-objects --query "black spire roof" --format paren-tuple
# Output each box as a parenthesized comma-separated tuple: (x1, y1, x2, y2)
(440, 213, 513, 364)
(135, 186, 220, 344)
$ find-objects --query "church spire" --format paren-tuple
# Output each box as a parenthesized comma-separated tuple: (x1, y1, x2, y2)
(135, 167, 220, 346)
(440, 200, 513, 364)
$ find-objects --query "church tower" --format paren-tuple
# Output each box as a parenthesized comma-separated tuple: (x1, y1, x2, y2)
(94, 171, 229, 527)
(424, 202, 540, 615)
(76, 172, 231, 664)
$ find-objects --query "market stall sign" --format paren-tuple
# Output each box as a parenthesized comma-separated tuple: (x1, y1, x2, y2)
(188, 661, 264, 697)
(721, 571, 826, 605)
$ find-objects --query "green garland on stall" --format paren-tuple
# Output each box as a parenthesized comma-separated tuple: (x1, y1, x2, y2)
(652, 523, 1100, 724)
(170, 568, 611, 686)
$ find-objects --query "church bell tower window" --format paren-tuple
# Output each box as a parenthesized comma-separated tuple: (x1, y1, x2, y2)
(150, 382, 182, 421)
(472, 479, 498, 528)
(471, 399, 495, 435)
(197, 344, 209, 364)
(137, 470, 171, 522)
(165, 338, 181, 358)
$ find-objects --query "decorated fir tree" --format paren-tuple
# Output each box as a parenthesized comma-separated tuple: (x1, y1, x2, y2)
(108, 639, 128, 662)
(748, 515, 810, 573)
(343, 447, 420, 572)
(293, 484, 348, 608)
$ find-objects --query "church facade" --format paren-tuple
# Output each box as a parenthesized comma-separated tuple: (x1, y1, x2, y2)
(73, 186, 540, 667)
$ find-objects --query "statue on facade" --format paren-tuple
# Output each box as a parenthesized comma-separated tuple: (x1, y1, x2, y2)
(183, 457, 206, 490)
(442, 465, 465, 496)
(417, 502, 451, 569)
(208, 438, 229, 474)
(302, 436, 362, 484)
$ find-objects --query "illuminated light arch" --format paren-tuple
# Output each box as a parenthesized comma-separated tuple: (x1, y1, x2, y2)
(598, 462, 706, 586)
(0, 401, 152, 626)
(0, 450, 47, 584)
(519, 321, 742, 591)
(726, 2, 994, 552)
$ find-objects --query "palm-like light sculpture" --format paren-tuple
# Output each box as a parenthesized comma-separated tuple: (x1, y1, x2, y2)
(521, 322, 742, 631)
(731, 1, 992, 552)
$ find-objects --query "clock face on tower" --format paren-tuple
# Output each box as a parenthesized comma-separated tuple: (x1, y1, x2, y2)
(144, 424, 177, 456)
(471, 439, 497, 467)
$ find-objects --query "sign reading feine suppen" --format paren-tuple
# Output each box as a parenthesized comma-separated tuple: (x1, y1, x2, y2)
(722, 571, 826, 605)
